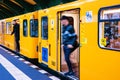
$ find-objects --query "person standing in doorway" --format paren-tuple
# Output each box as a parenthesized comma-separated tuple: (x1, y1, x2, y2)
(61, 16, 79, 76)
(11, 19, 20, 52)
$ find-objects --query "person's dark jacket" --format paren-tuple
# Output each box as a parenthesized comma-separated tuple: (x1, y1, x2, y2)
(11, 23, 20, 41)
(62, 25, 77, 46)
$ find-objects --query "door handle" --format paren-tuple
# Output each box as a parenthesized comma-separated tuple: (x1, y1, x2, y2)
(39, 42, 41, 52)
(36, 45, 38, 52)
(49, 44, 51, 56)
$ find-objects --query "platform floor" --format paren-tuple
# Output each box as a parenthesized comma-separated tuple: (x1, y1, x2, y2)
(0, 46, 60, 80)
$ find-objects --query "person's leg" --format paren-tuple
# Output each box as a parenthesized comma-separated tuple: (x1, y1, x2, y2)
(63, 46, 74, 75)
(71, 41, 79, 53)
(15, 40, 17, 52)
(15, 40, 20, 52)
(17, 40, 20, 52)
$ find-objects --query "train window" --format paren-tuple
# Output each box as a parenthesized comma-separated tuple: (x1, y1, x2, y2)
(1, 22, 5, 34)
(41, 16, 48, 40)
(6, 22, 12, 34)
(23, 19, 28, 37)
(0, 22, 4, 34)
(30, 19, 38, 37)
(99, 7, 120, 50)
(100, 8, 120, 20)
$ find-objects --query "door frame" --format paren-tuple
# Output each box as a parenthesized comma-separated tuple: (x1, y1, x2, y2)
(57, 8, 80, 77)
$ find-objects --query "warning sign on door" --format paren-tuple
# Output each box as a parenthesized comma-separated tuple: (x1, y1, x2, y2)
(86, 11, 93, 22)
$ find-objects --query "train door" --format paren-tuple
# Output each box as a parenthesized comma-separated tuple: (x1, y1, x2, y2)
(40, 16, 49, 65)
(13, 19, 20, 52)
(40, 12, 58, 70)
(57, 9, 80, 78)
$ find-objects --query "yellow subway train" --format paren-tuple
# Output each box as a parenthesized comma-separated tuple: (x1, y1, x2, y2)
(0, 0, 120, 80)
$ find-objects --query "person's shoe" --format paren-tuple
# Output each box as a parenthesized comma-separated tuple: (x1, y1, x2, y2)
(64, 71, 75, 76)
(64, 72, 70, 75)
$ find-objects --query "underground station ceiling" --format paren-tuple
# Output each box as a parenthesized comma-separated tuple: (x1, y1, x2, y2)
(0, 0, 76, 19)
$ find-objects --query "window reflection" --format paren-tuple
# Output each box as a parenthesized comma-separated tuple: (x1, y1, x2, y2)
(6, 22, 12, 34)
(41, 17, 48, 40)
(30, 19, 38, 37)
(23, 20, 28, 37)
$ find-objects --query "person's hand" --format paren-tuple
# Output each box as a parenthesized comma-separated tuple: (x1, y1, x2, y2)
(61, 45, 64, 48)
(67, 45, 73, 48)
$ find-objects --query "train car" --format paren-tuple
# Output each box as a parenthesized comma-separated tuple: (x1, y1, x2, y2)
(0, 0, 120, 80)
(38, 0, 120, 80)
(0, 11, 39, 59)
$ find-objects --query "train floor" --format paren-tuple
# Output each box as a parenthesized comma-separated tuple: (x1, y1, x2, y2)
(0, 46, 60, 80)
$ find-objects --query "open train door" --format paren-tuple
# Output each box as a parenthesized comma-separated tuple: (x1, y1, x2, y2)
(57, 9, 80, 79)
(13, 19, 20, 52)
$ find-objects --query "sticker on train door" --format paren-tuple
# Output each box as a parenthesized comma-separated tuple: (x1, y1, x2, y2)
(100, 38, 107, 47)
(86, 11, 93, 22)
(42, 47, 48, 62)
